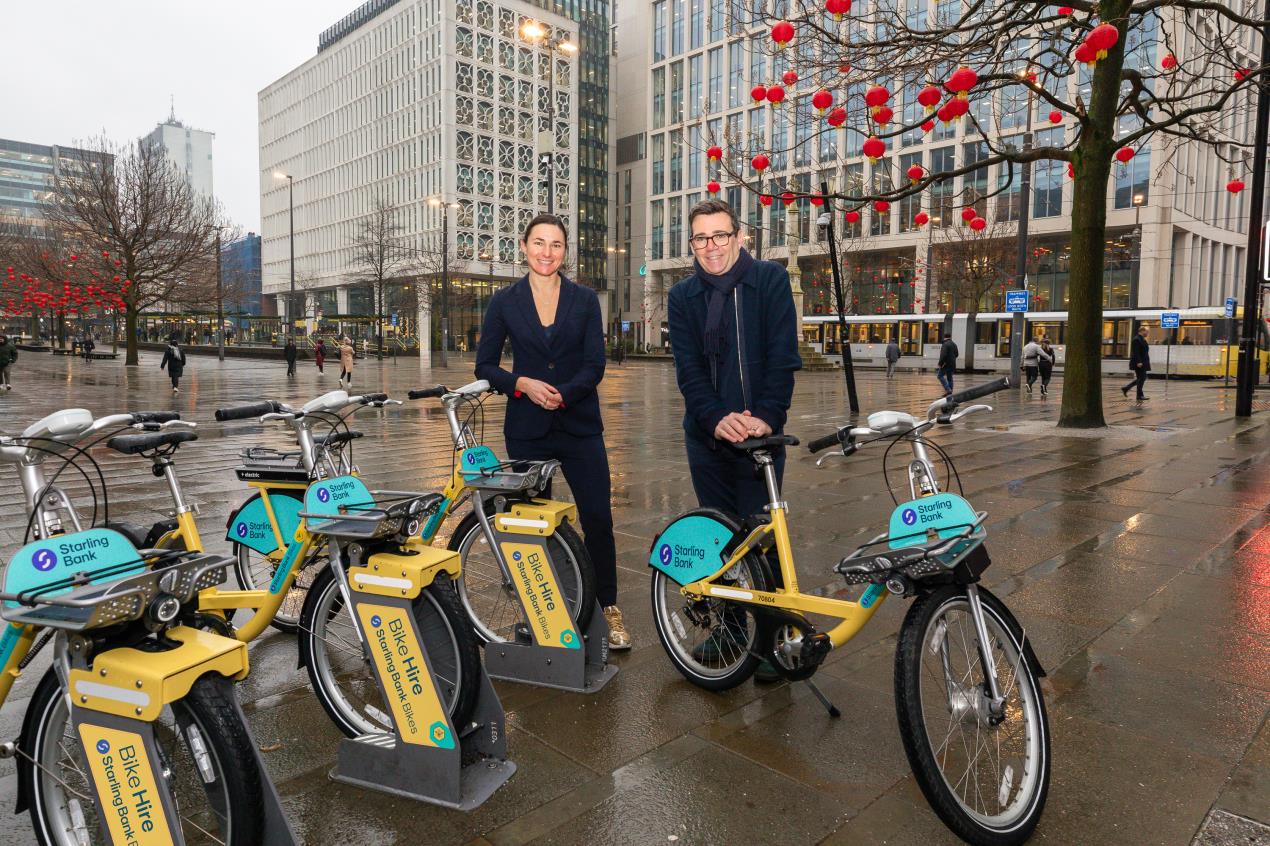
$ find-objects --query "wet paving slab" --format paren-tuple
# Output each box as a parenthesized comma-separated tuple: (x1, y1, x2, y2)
(0, 352, 1267, 844)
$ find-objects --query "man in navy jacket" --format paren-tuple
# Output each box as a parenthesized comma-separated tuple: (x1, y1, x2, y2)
(668, 198, 802, 540)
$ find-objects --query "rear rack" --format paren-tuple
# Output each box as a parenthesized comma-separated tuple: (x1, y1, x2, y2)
(836, 514, 988, 586)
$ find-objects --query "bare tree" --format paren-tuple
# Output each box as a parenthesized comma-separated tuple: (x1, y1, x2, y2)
(350, 196, 418, 359)
(717, 1, 1266, 427)
(45, 135, 217, 365)
(931, 218, 1018, 371)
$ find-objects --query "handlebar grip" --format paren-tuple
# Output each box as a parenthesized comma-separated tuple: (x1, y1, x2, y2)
(214, 401, 278, 422)
(807, 431, 843, 454)
(944, 376, 1010, 407)
(407, 385, 447, 400)
(131, 411, 181, 423)
(359, 393, 389, 403)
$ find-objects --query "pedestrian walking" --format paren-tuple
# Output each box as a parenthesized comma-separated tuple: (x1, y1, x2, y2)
(81, 334, 95, 362)
(475, 213, 630, 650)
(0, 333, 17, 390)
(1121, 325, 1151, 401)
(314, 339, 327, 375)
(885, 338, 900, 378)
(284, 337, 298, 377)
(160, 337, 186, 393)
(668, 198, 802, 680)
(937, 334, 958, 395)
(338, 336, 355, 387)
(1038, 336, 1056, 395)
(1022, 337, 1052, 394)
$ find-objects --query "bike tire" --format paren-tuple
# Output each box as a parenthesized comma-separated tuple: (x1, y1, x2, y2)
(19, 669, 265, 846)
(649, 509, 770, 691)
(894, 584, 1051, 846)
(448, 506, 595, 643)
(230, 489, 322, 634)
(299, 564, 480, 738)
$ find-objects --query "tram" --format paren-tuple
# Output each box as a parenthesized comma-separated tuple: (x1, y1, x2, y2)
(801, 307, 1270, 376)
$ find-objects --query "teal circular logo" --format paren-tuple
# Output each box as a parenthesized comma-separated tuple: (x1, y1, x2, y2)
(901, 508, 917, 526)
(33, 549, 57, 572)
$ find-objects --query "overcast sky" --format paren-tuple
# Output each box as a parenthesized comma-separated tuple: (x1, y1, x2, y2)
(0, 0, 362, 233)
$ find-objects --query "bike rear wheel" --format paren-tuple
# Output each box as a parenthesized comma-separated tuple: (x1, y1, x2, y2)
(894, 585, 1050, 846)
(449, 507, 595, 643)
(20, 669, 264, 846)
(299, 564, 480, 738)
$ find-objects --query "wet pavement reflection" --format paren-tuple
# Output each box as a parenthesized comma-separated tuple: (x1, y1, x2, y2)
(0, 351, 1267, 845)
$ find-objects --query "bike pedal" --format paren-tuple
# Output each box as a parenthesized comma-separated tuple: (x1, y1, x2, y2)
(513, 623, 532, 644)
(799, 632, 832, 670)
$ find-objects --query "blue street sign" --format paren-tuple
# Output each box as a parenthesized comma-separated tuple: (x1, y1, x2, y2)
(1005, 290, 1029, 313)
(390, 313, 399, 326)
(1161, 311, 1180, 329)
(622, 321, 631, 331)
(1224, 297, 1237, 318)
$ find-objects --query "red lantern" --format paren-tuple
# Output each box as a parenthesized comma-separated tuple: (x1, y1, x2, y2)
(1115, 146, 1135, 163)
(707, 180, 721, 194)
(936, 103, 954, 123)
(917, 85, 942, 111)
(1227, 178, 1246, 193)
(961, 207, 978, 222)
(845, 210, 861, 224)
(1048, 110, 1062, 124)
(914, 212, 930, 226)
(827, 107, 847, 126)
(864, 85, 890, 110)
(782, 70, 799, 86)
(1056, 5, 1073, 13)
(810, 195, 824, 206)
(871, 106, 894, 126)
(812, 90, 833, 112)
(766, 85, 786, 105)
(874, 200, 890, 213)
(861, 136, 886, 162)
(751, 85, 768, 103)
(1161, 54, 1177, 71)
(839, 62, 852, 74)
(751, 153, 770, 172)
(922, 119, 935, 133)
(825, 0, 852, 17)
(1087, 23, 1119, 59)
(781, 192, 796, 206)
(759, 194, 774, 206)
(1067, 163, 1075, 179)
(771, 20, 795, 47)
(947, 97, 970, 119)
(1074, 42, 1096, 65)
(1235, 69, 1251, 82)
(906, 164, 925, 182)
(707, 145, 723, 161)
(945, 66, 978, 96)
(969, 217, 987, 231)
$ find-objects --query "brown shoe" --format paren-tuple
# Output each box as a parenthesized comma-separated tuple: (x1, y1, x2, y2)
(603, 605, 632, 651)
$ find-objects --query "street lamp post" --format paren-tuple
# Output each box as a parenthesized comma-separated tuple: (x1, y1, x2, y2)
(607, 245, 626, 359)
(923, 213, 941, 315)
(1010, 71, 1036, 388)
(214, 228, 225, 362)
(428, 197, 461, 368)
(520, 21, 576, 216)
(273, 172, 295, 340)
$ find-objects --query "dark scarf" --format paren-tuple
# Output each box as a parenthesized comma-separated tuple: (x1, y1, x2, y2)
(694, 248, 754, 362)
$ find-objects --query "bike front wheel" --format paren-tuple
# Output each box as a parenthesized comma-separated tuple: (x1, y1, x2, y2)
(19, 669, 264, 846)
(894, 584, 1050, 846)
(299, 564, 480, 738)
(448, 508, 595, 643)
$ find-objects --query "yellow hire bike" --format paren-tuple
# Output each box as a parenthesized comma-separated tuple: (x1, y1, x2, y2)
(648, 378, 1050, 846)
(214, 391, 482, 737)
(405, 380, 595, 644)
(0, 409, 295, 845)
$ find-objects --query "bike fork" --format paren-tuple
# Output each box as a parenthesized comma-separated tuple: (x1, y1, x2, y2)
(965, 585, 1005, 715)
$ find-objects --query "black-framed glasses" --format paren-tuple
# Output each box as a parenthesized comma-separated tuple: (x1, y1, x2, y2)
(689, 231, 736, 249)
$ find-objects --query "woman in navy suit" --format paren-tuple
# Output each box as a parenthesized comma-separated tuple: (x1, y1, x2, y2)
(474, 214, 629, 649)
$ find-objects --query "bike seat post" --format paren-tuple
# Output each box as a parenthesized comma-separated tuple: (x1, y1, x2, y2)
(156, 456, 191, 514)
(755, 452, 783, 510)
(907, 433, 940, 498)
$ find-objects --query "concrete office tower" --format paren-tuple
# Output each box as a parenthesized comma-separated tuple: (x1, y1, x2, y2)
(259, 0, 588, 356)
(637, 0, 1261, 343)
(143, 107, 215, 200)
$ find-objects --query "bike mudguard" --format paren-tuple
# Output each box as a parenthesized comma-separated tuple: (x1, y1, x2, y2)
(304, 474, 374, 517)
(3, 529, 145, 609)
(648, 508, 741, 586)
(888, 493, 980, 549)
(226, 493, 303, 556)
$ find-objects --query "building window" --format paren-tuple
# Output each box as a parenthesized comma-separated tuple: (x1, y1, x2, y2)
(688, 125, 703, 188)
(669, 196, 683, 257)
(654, 1, 667, 61)
(1114, 146, 1150, 209)
(690, 0, 703, 49)
(669, 128, 683, 191)
(669, 61, 684, 123)
(671, 0, 684, 54)
(652, 67, 666, 129)
(994, 136, 1022, 221)
(728, 41, 744, 108)
(688, 55, 703, 119)
(652, 134, 665, 194)
(457, 26, 473, 57)
(749, 33, 765, 86)
(1033, 126, 1063, 218)
(651, 199, 665, 259)
(707, 47, 723, 112)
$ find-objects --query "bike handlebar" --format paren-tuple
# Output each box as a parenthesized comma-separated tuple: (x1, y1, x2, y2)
(357, 393, 388, 404)
(214, 401, 281, 422)
(807, 431, 843, 454)
(407, 385, 447, 400)
(937, 377, 1011, 413)
(131, 411, 181, 424)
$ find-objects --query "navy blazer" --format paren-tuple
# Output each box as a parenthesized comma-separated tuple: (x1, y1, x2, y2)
(475, 275, 606, 440)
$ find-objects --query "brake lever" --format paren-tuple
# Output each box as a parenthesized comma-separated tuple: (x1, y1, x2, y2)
(162, 420, 197, 429)
(815, 452, 848, 467)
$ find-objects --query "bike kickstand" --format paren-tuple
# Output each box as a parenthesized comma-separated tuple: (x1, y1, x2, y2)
(804, 678, 841, 718)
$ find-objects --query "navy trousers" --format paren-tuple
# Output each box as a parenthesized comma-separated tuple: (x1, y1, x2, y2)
(685, 435, 786, 587)
(505, 431, 618, 607)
